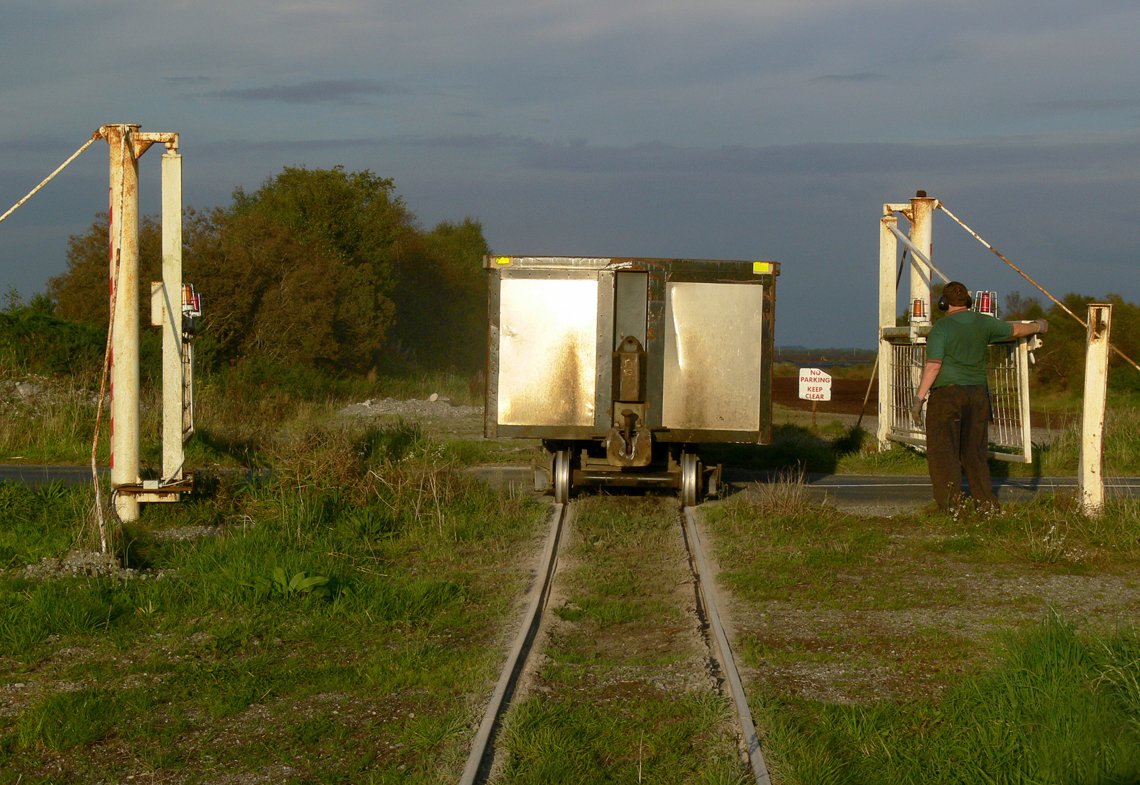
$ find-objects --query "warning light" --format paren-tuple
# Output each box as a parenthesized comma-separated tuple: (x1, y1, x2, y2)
(911, 298, 928, 322)
(182, 284, 202, 319)
(973, 290, 997, 317)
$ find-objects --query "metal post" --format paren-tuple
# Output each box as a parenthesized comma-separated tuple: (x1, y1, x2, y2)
(908, 191, 936, 317)
(1080, 304, 1112, 517)
(877, 211, 898, 449)
(105, 124, 142, 523)
(161, 150, 183, 483)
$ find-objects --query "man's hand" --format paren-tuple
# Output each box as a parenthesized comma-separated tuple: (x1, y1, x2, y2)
(910, 398, 925, 427)
(1035, 318, 1049, 334)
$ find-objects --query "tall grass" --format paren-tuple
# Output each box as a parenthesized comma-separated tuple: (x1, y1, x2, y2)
(0, 375, 100, 463)
(759, 614, 1140, 785)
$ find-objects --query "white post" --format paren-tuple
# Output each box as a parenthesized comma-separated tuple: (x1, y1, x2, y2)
(106, 124, 142, 523)
(161, 150, 184, 483)
(1080, 304, 1112, 517)
(877, 212, 898, 449)
(908, 191, 936, 319)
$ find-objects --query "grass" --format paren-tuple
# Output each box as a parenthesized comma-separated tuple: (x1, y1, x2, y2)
(3, 357, 1139, 781)
(496, 496, 747, 783)
(0, 421, 547, 784)
(755, 615, 1140, 785)
(702, 488, 1140, 784)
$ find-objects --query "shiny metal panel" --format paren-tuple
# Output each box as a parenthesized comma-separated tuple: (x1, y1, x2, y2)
(662, 282, 763, 431)
(496, 277, 598, 426)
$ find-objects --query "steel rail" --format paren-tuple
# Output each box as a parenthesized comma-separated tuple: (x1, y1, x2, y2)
(459, 501, 568, 785)
(682, 507, 772, 785)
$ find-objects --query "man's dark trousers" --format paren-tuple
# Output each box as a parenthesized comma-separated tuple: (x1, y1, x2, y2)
(926, 384, 999, 511)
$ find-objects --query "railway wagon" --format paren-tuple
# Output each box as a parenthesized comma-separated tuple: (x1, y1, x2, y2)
(484, 256, 780, 505)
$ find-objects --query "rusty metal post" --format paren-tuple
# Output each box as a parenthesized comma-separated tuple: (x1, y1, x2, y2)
(105, 124, 142, 523)
(908, 191, 937, 318)
(877, 210, 899, 450)
(1079, 304, 1112, 517)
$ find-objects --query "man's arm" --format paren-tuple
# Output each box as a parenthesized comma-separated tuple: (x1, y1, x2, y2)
(911, 358, 942, 425)
(915, 359, 942, 403)
(1008, 318, 1048, 339)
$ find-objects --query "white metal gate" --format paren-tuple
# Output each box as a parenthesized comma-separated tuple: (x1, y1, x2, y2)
(884, 336, 1036, 462)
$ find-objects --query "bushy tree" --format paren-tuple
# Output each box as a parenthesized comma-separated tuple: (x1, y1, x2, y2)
(46, 166, 491, 376)
(386, 217, 489, 371)
(48, 214, 163, 327)
(1004, 291, 1139, 394)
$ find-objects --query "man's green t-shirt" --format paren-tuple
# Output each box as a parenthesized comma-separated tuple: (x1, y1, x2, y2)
(926, 310, 1013, 388)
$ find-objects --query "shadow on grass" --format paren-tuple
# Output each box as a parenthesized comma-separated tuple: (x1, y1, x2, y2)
(188, 427, 267, 470)
(702, 424, 870, 476)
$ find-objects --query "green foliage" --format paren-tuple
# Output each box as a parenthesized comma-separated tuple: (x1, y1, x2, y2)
(16, 688, 124, 750)
(386, 217, 490, 372)
(0, 433, 543, 781)
(0, 483, 84, 568)
(1004, 290, 1140, 396)
(48, 213, 164, 328)
(46, 167, 490, 379)
(0, 300, 103, 376)
(245, 566, 330, 601)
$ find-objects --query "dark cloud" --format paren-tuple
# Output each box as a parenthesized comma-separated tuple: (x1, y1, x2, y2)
(211, 79, 406, 105)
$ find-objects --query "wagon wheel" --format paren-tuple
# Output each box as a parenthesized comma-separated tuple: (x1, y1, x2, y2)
(553, 447, 572, 504)
(680, 451, 701, 507)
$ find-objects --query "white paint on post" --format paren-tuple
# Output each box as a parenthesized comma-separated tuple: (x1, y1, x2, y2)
(908, 193, 936, 322)
(877, 212, 898, 450)
(107, 124, 142, 523)
(1080, 304, 1112, 517)
(161, 151, 184, 483)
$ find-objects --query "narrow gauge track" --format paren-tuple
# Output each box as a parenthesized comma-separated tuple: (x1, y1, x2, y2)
(459, 501, 771, 784)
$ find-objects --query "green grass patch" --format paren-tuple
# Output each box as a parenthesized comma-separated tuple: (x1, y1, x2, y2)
(755, 615, 1140, 785)
(0, 423, 546, 783)
(496, 496, 748, 782)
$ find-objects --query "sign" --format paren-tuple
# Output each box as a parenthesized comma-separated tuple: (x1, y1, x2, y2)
(798, 367, 832, 402)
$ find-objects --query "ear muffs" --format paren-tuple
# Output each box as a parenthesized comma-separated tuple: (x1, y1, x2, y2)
(937, 288, 974, 311)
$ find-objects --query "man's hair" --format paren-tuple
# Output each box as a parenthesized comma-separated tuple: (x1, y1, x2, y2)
(943, 281, 971, 307)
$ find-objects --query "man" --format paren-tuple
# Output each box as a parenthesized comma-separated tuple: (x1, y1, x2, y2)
(911, 281, 1047, 513)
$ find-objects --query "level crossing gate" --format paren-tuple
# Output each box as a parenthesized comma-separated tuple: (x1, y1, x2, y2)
(877, 192, 1040, 463)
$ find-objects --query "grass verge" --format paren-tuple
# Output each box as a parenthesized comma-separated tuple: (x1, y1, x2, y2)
(0, 422, 545, 784)
(702, 489, 1140, 784)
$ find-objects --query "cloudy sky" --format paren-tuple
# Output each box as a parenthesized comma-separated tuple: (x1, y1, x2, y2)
(1, 0, 1137, 348)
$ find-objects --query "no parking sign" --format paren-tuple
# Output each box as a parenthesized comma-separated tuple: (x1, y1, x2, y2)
(798, 368, 832, 402)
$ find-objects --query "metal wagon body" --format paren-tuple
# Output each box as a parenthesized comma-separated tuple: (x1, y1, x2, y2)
(484, 256, 780, 505)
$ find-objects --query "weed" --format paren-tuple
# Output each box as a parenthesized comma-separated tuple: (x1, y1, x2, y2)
(246, 566, 331, 601)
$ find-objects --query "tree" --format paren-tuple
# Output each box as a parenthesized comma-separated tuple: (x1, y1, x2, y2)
(1004, 290, 1139, 394)
(386, 218, 489, 371)
(48, 166, 492, 377)
(48, 214, 163, 327)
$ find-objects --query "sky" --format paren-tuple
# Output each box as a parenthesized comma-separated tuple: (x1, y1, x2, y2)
(1, 0, 1137, 349)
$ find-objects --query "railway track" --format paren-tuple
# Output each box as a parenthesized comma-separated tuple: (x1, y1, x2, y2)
(459, 499, 771, 784)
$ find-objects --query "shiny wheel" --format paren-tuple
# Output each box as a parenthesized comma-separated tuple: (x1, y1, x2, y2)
(681, 451, 701, 507)
(553, 448, 572, 504)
